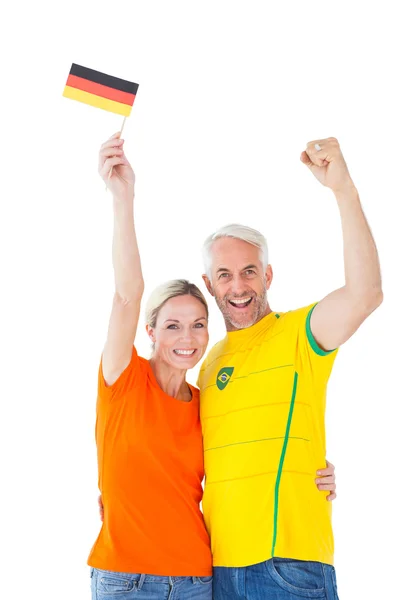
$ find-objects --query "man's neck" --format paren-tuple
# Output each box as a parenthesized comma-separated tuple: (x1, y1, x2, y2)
(225, 304, 273, 332)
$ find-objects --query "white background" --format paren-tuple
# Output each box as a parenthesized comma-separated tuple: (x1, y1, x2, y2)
(1, 1, 398, 598)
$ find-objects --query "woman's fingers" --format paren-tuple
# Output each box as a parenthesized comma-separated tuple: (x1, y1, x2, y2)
(98, 138, 125, 171)
(101, 137, 124, 151)
(100, 147, 124, 159)
(315, 461, 337, 499)
(98, 495, 104, 521)
(98, 133, 135, 191)
(102, 155, 128, 172)
(106, 131, 122, 142)
(317, 462, 335, 477)
(317, 483, 336, 492)
(316, 475, 335, 485)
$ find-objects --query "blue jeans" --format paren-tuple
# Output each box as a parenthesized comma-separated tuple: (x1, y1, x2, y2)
(213, 558, 339, 599)
(90, 567, 212, 599)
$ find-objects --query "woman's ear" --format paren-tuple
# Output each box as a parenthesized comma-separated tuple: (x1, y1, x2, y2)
(146, 324, 156, 343)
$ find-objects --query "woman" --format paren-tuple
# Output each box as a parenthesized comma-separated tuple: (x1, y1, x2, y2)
(88, 133, 337, 599)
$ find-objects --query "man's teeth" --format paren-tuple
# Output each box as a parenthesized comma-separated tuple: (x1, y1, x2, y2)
(231, 297, 252, 305)
(174, 350, 196, 355)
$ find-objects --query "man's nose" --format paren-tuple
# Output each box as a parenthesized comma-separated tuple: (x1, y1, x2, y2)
(230, 274, 247, 296)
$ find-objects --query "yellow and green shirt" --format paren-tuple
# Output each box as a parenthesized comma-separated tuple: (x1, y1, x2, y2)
(198, 303, 338, 568)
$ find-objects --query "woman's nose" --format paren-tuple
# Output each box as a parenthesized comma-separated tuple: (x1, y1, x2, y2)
(179, 329, 193, 342)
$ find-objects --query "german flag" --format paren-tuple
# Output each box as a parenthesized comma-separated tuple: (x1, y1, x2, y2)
(63, 64, 139, 117)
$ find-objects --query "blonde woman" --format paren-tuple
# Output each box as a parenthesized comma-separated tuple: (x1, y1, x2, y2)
(88, 134, 337, 599)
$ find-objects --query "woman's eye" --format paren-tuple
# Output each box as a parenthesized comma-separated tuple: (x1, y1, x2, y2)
(167, 324, 178, 329)
(194, 323, 205, 328)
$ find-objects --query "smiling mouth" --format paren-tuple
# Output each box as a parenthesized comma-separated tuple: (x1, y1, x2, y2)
(228, 297, 253, 309)
(173, 349, 197, 356)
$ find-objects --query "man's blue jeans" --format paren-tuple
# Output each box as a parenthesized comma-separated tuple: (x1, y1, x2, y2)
(213, 558, 339, 599)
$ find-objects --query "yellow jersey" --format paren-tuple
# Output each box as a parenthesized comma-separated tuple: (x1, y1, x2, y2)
(198, 304, 338, 567)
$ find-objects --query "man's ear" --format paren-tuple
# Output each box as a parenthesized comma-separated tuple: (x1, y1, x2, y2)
(265, 264, 273, 290)
(146, 324, 156, 343)
(202, 274, 214, 297)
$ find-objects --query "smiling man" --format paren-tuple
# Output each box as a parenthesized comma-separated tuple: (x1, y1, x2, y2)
(198, 137, 383, 599)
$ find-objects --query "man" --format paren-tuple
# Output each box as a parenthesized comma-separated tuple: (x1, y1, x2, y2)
(198, 137, 383, 599)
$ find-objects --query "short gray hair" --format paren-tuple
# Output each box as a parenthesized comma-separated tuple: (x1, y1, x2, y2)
(202, 224, 268, 276)
(145, 279, 209, 328)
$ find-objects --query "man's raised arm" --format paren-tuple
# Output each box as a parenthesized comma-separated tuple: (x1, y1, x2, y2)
(300, 137, 383, 352)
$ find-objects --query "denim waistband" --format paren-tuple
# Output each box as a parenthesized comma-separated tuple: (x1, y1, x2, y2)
(91, 567, 211, 588)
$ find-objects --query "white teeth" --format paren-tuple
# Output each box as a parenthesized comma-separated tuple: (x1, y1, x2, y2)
(174, 349, 195, 355)
(231, 297, 251, 305)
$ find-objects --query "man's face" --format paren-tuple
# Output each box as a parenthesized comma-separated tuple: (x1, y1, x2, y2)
(202, 237, 273, 331)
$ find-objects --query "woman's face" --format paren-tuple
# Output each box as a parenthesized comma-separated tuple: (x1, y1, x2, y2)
(148, 295, 209, 369)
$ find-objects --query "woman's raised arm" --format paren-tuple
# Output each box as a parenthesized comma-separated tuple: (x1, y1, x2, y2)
(99, 132, 144, 386)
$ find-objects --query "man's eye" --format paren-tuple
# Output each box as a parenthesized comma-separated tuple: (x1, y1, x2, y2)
(219, 273, 230, 279)
(245, 270, 256, 276)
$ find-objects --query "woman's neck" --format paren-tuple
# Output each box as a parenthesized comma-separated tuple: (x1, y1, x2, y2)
(149, 356, 192, 402)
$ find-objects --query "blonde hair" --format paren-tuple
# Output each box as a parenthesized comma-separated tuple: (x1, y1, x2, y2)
(145, 279, 209, 329)
(202, 223, 268, 276)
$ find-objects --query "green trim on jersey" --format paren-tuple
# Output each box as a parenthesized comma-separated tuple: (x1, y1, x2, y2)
(306, 305, 336, 356)
(271, 371, 298, 556)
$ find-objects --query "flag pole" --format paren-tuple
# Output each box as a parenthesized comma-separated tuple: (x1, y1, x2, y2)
(119, 116, 127, 136)
(106, 115, 127, 190)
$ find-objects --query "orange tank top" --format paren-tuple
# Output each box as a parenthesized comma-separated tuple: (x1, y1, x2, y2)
(87, 346, 212, 576)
